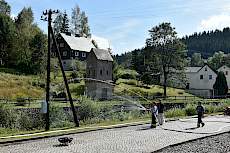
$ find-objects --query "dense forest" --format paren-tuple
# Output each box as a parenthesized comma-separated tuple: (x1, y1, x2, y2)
(182, 28, 230, 58)
(115, 27, 230, 70)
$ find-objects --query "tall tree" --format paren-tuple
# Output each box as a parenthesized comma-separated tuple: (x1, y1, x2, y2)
(71, 5, 81, 36)
(0, 13, 15, 66)
(60, 11, 69, 33)
(80, 11, 91, 37)
(53, 12, 63, 35)
(191, 53, 204, 66)
(146, 22, 186, 98)
(0, 0, 10, 15)
(213, 71, 228, 96)
(30, 31, 47, 74)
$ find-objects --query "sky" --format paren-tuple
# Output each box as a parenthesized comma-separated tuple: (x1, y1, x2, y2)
(6, 0, 230, 55)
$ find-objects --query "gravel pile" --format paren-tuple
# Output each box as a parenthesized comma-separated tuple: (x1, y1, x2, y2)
(156, 132, 230, 153)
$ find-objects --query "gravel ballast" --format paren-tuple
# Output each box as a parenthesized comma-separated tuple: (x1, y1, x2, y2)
(156, 132, 230, 153)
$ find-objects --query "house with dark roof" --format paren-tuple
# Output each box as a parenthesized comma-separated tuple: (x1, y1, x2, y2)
(85, 48, 113, 100)
(53, 33, 96, 70)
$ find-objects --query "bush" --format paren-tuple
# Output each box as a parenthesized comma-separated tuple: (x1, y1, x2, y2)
(50, 106, 73, 128)
(165, 108, 186, 118)
(0, 104, 17, 128)
(78, 98, 100, 121)
(184, 104, 196, 116)
(116, 79, 137, 85)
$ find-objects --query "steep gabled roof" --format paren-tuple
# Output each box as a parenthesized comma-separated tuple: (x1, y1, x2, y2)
(185, 67, 202, 73)
(217, 65, 230, 71)
(60, 33, 95, 52)
(91, 48, 113, 62)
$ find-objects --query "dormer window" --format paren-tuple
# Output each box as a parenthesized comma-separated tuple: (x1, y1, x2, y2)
(205, 67, 207, 71)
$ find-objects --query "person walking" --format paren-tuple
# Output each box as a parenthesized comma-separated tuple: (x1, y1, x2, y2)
(196, 102, 205, 128)
(151, 102, 158, 128)
(157, 100, 164, 125)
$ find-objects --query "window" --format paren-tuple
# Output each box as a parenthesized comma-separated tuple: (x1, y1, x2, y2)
(209, 75, 212, 80)
(88, 70, 90, 76)
(63, 51, 67, 56)
(200, 75, 203, 79)
(205, 67, 207, 71)
(82, 52, 86, 57)
(75, 51, 79, 57)
(226, 71, 228, 75)
(59, 43, 64, 47)
(107, 70, 109, 75)
(100, 70, 102, 75)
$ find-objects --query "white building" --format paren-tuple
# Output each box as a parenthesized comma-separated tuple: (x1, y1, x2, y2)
(185, 65, 217, 98)
(217, 65, 230, 89)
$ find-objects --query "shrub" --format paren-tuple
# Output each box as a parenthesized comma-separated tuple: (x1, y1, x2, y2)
(50, 106, 73, 128)
(184, 104, 196, 116)
(78, 98, 100, 121)
(165, 108, 186, 118)
(0, 104, 17, 128)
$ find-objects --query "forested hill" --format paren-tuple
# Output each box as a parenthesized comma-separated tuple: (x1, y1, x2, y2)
(115, 27, 230, 67)
(182, 27, 230, 58)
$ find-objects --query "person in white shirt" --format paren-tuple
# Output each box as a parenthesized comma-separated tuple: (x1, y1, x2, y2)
(151, 102, 158, 128)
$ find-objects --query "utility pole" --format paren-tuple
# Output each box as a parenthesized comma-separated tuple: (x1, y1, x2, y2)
(41, 9, 80, 129)
(41, 9, 54, 131)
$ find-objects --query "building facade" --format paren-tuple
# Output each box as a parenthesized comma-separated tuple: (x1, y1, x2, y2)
(85, 48, 114, 100)
(53, 33, 95, 70)
(185, 65, 217, 98)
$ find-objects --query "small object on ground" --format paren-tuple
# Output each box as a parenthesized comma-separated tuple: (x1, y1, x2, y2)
(58, 137, 73, 146)
(224, 106, 230, 116)
(201, 123, 205, 127)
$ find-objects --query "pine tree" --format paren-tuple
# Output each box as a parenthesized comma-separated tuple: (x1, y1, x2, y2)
(80, 11, 91, 37)
(53, 12, 63, 35)
(71, 5, 81, 36)
(60, 11, 69, 34)
(213, 71, 228, 96)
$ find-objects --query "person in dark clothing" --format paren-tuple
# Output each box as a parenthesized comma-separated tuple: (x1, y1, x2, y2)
(151, 102, 158, 128)
(196, 102, 205, 127)
(157, 100, 164, 125)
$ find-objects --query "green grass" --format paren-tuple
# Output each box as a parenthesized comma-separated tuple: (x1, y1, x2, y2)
(0, 72, 44, 99)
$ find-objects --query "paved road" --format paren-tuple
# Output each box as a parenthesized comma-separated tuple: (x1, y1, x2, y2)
(0, 115, 230, 153)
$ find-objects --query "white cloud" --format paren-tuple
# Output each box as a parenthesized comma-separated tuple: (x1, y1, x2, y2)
(198, 14, 230, 31)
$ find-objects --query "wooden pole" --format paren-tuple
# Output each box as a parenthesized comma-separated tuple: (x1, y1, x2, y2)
(50, 28, 79, 127)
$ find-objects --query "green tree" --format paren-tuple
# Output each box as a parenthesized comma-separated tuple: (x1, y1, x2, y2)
(71, 5, 81, 36)
(53, 12, 63, 35)
(0, 0, 10, 15)
(80, 11, 91, 37)
(207, 51, 224, 70)
(191, 53, 204, 66)
(60, 11, 69, 33)
(213, 71, 228, 96)
(14, 7, 35, 73)
(146, 22, 186, 98)
(30, 31, 47, 74)
(0, 13, 15, 66)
